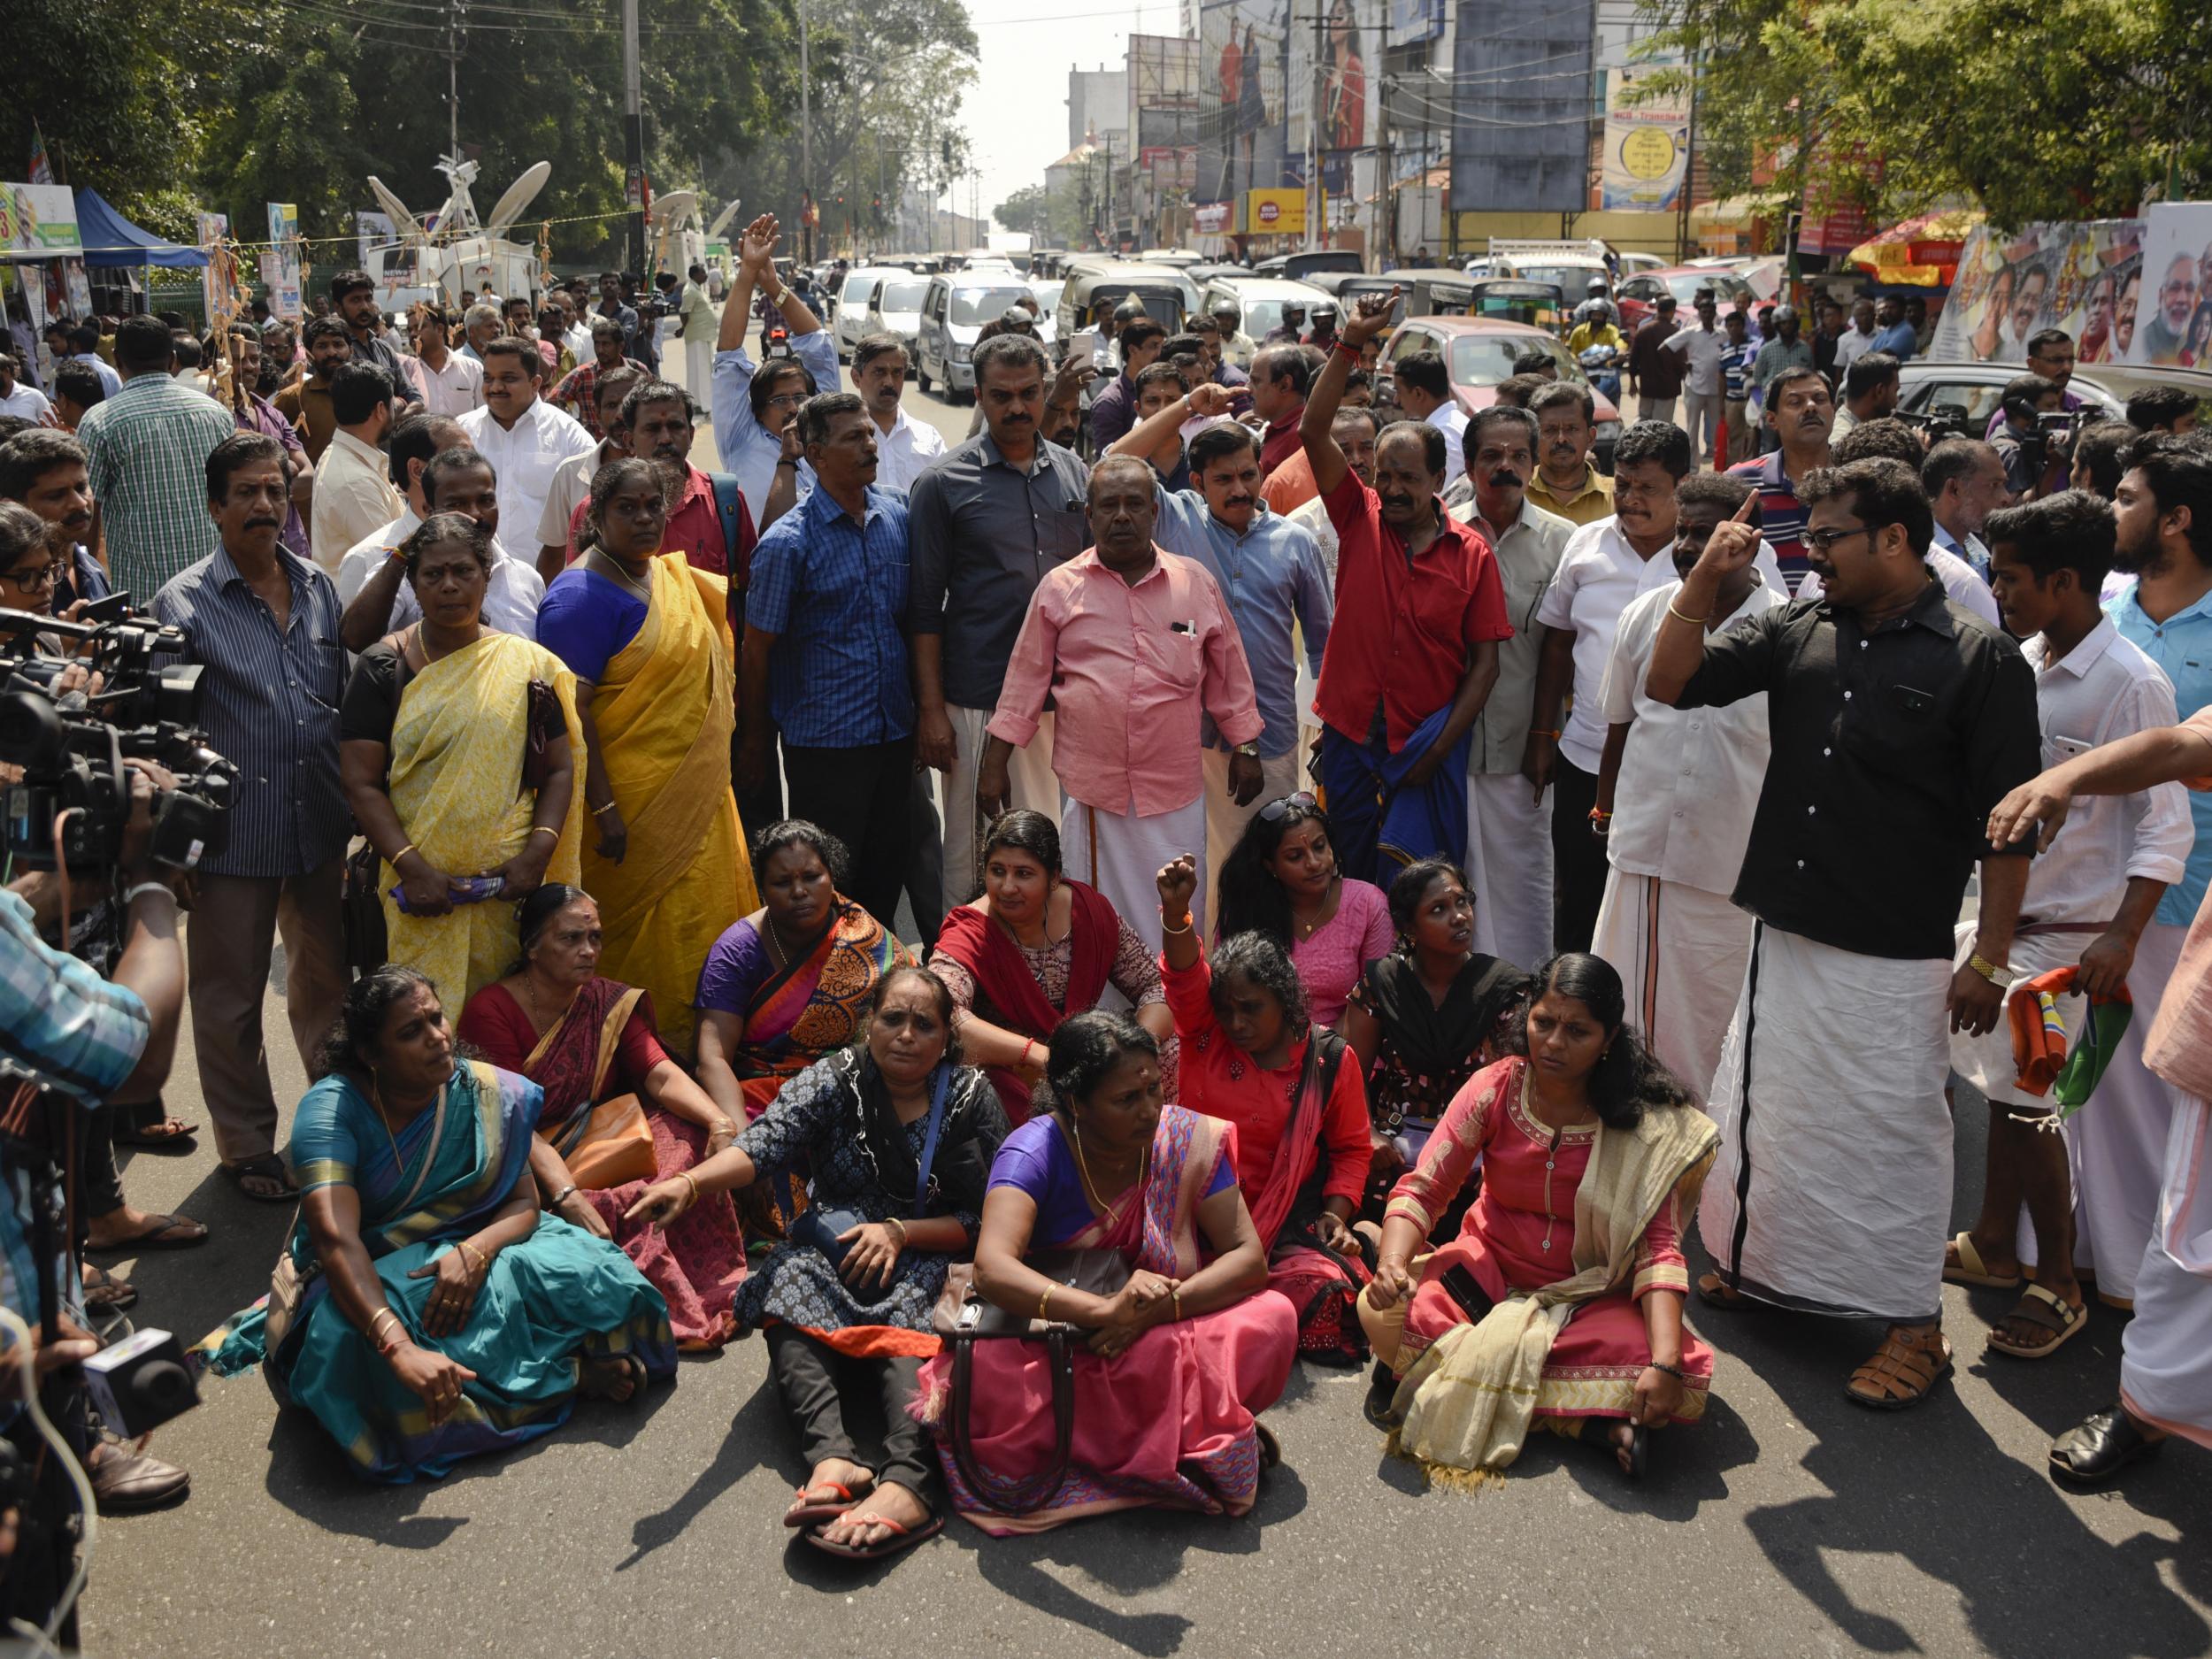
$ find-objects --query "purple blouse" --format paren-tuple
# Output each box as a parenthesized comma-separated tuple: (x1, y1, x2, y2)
(987, 1114, 1233, 1248)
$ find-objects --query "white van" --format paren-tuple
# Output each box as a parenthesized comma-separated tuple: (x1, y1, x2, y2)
(915, 273, 1041, 401)
(833, 265, 909, 361)
(864, 272, 932, 362)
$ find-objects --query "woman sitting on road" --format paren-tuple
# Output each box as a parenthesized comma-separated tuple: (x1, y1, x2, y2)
(930, 810, 1176, 1123)
(1214, 792, 1392, 1028)
(1340, 860, 1528, 1227)
(341, 512, 585, 1010)
(1156, 856, 1374, 1363)
(1358, 953, 1717, 1483)
(457, 885, 748, 1349)
(914, 1011, 1297, 1534)
(201, 968, 675, 1484)
(626, 967, 1008, 1563)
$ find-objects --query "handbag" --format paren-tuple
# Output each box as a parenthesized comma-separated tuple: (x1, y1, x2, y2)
(555, 1093, 658, 1188)
(519, 678, 563, 794)
(929, 1246, 1131, 1515)
(789, 1064, 956, 1271)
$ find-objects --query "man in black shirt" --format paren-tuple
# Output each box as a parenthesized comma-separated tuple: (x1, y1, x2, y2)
(1645, 457, 2042, 1411)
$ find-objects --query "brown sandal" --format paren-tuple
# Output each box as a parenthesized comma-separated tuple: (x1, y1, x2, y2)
(1987, 1284, 2086, 1359)
(1844, 1326, 1953, 1410)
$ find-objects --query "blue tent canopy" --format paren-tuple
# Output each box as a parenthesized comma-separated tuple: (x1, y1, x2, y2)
(72, 189, 206, 269)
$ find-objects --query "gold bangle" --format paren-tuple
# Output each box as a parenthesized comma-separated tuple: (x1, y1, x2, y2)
(368, 1307, 402, 1340)
(459, 1241, 489, 1275)
(1038, 1284, 1054, 1322)
(391, 843, 417, 863)
(591, 800, 621, 818)
(528, 824, 559, 840)
(1171, 1288, 1183, 1323)
(1666, 599, 1710, 626)
(884, 1216, 908, 1250)
(680, 1171, 700, 1209)
(1160, 912, 1194, 936)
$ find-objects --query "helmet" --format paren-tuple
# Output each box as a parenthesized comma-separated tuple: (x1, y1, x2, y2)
(1209, 296, 1241, 321)
(1113, 297, 1147, 324)
(1000, 305, 1033, 330)
(1586, 276, 1609, 295)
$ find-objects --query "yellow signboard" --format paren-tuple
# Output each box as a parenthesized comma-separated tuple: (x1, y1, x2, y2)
(1241, 187, 1324, 236)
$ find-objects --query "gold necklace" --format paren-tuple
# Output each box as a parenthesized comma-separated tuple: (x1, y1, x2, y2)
(591, 547, 654, 603)
(1067, 1116, 1148, 1218)
(367, 1078, 406, 1171)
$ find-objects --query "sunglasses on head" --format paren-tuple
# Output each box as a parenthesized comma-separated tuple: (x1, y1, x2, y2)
(1257, 791, 1318, 823)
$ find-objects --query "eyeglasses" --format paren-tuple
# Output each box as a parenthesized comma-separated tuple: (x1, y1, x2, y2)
(0, 564, 58, 590)
(1257, 791, 1318, 823)
(1803, 523, 1879, 555)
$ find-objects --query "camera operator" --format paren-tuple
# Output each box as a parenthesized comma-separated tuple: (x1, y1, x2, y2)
(1991, 373, 2070, 501)
(1, 756, 189, 1633)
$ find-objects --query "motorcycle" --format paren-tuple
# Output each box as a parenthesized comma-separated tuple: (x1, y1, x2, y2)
(1578, 342, 1623, 405)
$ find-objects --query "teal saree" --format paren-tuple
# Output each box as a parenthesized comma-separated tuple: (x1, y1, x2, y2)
(200, 1060, 675, 1484)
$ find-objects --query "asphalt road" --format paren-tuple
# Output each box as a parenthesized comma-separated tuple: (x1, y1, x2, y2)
(76, 365, 2212, 1657)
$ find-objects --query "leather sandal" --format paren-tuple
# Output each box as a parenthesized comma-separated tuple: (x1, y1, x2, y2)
(1942, 1231, 2023, 1290)
(2050, 1407, 2165, 1484)
(1844, 1326, 1953, 1410)
(1986, 1284, 2086, 1359)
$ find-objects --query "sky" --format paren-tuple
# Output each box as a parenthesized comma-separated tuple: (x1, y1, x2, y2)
(956, 0, 1180, 228)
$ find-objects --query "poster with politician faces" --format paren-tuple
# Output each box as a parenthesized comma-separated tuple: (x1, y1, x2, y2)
(1928, 219, 2142, 365)
(2122, 203, 2212, 369)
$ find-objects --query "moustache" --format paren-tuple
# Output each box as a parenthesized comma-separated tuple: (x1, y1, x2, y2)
(244, 517, 282, 531)
(1487, 469, 1522, 488)
(650, 443, 686, 460)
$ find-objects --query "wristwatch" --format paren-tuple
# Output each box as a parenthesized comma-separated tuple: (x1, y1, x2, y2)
(1233, 741, 1260, 758)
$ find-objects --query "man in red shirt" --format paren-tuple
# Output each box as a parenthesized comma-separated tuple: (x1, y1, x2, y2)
(1303, 288, 1510, 883)
(1252, 344, 1311, 482)
(568, 378, 754, 581)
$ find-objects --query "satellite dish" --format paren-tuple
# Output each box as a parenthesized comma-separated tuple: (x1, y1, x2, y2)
(484, 161, 552, 238)
(707, 197, 743, 240)
(653, 189, 700, 230)
(365, 177, 426, 243)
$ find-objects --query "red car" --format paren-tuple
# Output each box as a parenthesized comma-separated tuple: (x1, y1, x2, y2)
(1614, 265, 1763, 335)
(1379, 317, 1624, 470)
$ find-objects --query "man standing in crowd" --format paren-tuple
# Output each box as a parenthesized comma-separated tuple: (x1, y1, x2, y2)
(851, 334, 945, 491)
(0, 429, 108, 608)
(1833, 296, 1880, 374)
(1088, 317, 1167, 451)
(1943, 488, 2187, 1363)
(76, 316, 234, 597)
(1828, 420, 2003, 625)
(150, 434, 350, 1204)
(534, 364, 645, 575)
(273, 316, 356, 464)
(595, 271, 644, 366)
(1193, 307, 1253, 411)
(909, 333, 1091, 910)
(0, 353, 51, 424)
(2128, 385, 2199, 435)
(1985, 330, 2084, 440)
(62, 323, 121, 398)
(679, 263, 718, 417)
(308, 362, 403, 575)
(1285, 403, 1375, 587)
(1664, 290, 1730, 468)
(460, 338, 595, 578)
(1525, 381, 1615, 526)
(1831, 352, 1900, 439)
(1924, 436, 2008, 581)
(549, 320, 648, 440)
(1591, 471, 1780, 1098)
(1810, 296, 1847, 381)
(1450, 405, 1572, 972)
(713, 218, 838, 511)
(980, 453, 1263, 946)
(1265, 303, 1309, 348)
(1646, 457, 2042, 1411)
(1390, 352, 1470, 488)
(743, 391, 915, 926)
(405, 305, 483, 416)
(1302, 290, 1509, 884)
(1993, 373, 2070, 500)
(1626, 294, 1684, 426)
(48, 361, 104, 431)
(1868, 296, 1917, 362)
(1250, 344, 1311, 481)
(327, 271, 419, 406)
(1728, 365, 1834, 590)
(1719, 309, 1759, 467)
(1110, 382, 1333, 911)
(458, 302, 503, 363)
(588, 380, 750, 578)
(1751, 306, 1814, 402)
(341, 433, 543, 647)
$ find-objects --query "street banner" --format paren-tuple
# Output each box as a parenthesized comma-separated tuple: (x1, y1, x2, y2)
(1930, 218, 2142, 365)
(265, 202, 303, 319)
(2123, 203, 2212, 368)
(197, 211, 238, 327)
(2, 184, 81, 256)
(1600, 69, 1688, 212)
(357, 211, 396, 270)
(1194, 201, 1233, 234)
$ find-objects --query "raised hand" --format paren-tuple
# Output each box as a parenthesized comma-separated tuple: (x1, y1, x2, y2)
(1156, 853, 1199, 921)
(1693, 489, 1762, 581)
(739, 214, 780, 273)
(1340, 288, 1401, 347)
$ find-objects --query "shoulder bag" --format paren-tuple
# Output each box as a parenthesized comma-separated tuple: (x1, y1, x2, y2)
(342, 631, 412, 978)
(789, 1062, 954, 1271)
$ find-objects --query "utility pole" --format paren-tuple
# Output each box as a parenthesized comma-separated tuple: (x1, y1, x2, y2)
(799, 0, 813, 265)
(1306, 4, 1324, 250)
(448, 0, 463, 162)
(1675, 60, 1699, 265)
(622, 0, 646, 273)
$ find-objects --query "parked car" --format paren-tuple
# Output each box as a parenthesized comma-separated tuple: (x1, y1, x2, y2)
(1199, 276, 1335, 366)
(833, 265, 910, 360)
(864, 273, 931, 360)
(1379, 316, 1624, 472)
(1614, 265, 1761, 334)
(1897, 360, 2212, 434)
(915, 273, 1045, 400)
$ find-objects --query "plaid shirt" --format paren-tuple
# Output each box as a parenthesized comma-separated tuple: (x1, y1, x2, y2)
(745, 482, 915, 746)
(549, 356, 648, 439)
(77, 373, 237, 596)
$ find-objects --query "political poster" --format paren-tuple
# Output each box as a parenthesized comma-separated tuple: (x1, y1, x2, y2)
(2, 184, 81, 256)
(1196, 0, 1299, 210)
(2122, 202, 2212, 368)
(265, 202, 303, 319)
(357, 211, 396, 268)
(1928, 219, 2142, 365)
(197, 211, 239, 327)
(1599, 70, 1689, 212)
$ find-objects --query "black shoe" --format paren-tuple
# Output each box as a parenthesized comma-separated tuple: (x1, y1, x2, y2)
(1363, 1360, 1400, 1429)
(2050, 1407, 2165, 1485)
(88, 1439, 189, 1515)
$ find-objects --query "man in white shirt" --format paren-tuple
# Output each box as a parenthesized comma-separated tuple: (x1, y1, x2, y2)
(1528, 419, 1785, 951)
(850, 333, 943, 492)
(1448, 405, 1574, 972)
(0, 353, 52, 424)
(405, 305, 483, 417)
(309, 362, 404, 574)
(337, 429, 545, 648)
(458, 338, 595, 574)
(1592, 472, 1782, 1098)
(1924, 435, 2008, 582)
(1832, 296, 1880, 375)
(679, 263, 718, 418)
(1391, 349, 1470, 487)
(1948, 488, 2191, 1361)
(1663, 290, 1732, 467)
(534, 365, 647, 579)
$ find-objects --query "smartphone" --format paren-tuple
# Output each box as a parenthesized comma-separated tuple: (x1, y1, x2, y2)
(1440, 1263, 1495, 1325)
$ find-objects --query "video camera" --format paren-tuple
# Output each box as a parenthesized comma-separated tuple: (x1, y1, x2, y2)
(1899, 401, 1976, 443)
(0, 603, 234, 874)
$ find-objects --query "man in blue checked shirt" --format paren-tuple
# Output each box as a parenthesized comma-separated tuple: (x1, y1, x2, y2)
(1719, 309, 1759, 468)
(1109, 379, 1333, 923)
(741, 390, 918, 927)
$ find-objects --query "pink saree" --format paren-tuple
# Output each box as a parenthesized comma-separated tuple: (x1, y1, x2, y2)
(916, 1106, 1299, 1535)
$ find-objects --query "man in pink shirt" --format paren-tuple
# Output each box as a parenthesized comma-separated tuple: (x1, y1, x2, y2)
(981, 453, 1266, 949)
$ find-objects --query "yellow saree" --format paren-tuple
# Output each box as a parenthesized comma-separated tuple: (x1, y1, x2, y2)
(584, 551, 757, 1055)
(384, 632, 587, 1010)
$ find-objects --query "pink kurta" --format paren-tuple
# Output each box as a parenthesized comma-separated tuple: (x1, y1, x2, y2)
(1383, 1057, 1713, 1422)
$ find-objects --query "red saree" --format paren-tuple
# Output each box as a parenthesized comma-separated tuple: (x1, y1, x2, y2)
(1244, 1040, 1374, 1364)
(915, 1106, 1299, 1534)
(458, 976, 748, 1349)
(932, 879, 1121, 1123)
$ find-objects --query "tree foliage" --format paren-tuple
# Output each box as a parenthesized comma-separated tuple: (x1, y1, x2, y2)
(1638, 0, 2212, 227)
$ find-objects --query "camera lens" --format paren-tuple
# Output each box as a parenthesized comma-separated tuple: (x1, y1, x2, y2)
(0, 689, 65, 770)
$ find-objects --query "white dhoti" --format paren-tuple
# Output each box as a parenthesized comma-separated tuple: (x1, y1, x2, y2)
(2118, 1092, 2212, 1448)
(685, 337, 715, 416)
(1464, 770, 1554, 973)
(1201, 748, 1302, 937)
(1062, 790, 1207, 958)
(1592, 869, 1753, 1103)
(939, 704, 1057, 914)
(2067, 919, 2185, 1304)
(1699, 923, 1954, 1324)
